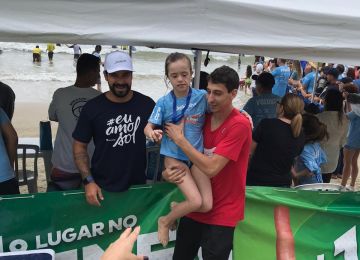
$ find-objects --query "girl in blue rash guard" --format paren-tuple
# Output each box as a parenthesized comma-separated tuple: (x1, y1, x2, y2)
(294, 113, 328, 185)
(144, 53, 212, 247)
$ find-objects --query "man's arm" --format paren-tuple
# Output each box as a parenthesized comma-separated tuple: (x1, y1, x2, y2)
(165, 122, 229, 178)
(48, 91, 58, 121)
(73, 140, 91, 179)
(73, 139, 103, 206)
(1, 122, 18, 169)
(250, 141, 257, 157)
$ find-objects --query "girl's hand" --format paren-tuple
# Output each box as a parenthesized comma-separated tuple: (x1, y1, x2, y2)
(149, 129, 163, 143)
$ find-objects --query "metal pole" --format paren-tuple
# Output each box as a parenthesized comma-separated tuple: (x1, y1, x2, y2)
(311, 63, 320, 102)
(193, 50, 202, 89)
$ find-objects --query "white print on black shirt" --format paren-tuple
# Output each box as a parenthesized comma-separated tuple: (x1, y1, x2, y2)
(105, 114, 141, 147)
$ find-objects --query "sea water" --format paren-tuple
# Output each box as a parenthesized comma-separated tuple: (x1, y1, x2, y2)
(0, 42, 253, 107)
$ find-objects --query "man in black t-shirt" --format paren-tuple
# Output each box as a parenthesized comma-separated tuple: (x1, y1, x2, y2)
(73, 51, 155, 206)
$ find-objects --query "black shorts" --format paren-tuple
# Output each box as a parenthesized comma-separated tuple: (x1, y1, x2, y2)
(0, 178, 20, 195)
(74, 54, 80, 59)
(48, 51, 54, 60)
(33, 53, 41, 62)
(173, 217, 234, 260)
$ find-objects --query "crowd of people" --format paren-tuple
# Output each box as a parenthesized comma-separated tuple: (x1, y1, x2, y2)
(243, 57, 360, 190)
(1, 51, 360, 259)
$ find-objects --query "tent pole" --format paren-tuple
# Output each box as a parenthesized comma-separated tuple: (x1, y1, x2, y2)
(193, 50, 202, 89)
(311, 63, 320, 102)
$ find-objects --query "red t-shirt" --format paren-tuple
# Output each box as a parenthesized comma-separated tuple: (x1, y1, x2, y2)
(188, 109, 252, 227)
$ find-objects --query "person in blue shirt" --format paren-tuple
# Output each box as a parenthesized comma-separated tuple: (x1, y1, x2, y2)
(294, 113, 328, 185)
(301, 62, 319, 95)
(271, 58, 291, 97)
(144, 52, 212, 247)
(341, 93, 360, 191)
(0, 108, 19, 195)
(243, 72, 281, 129)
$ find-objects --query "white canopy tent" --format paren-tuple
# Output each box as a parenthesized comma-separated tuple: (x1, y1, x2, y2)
(1, 0, 360, 65)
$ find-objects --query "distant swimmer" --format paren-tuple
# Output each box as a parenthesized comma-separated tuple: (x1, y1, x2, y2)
(32, 45, 41, 62)
(66, 44, 82, 60)
(92, 45, 103, 92)
(46, 43, 55, 61)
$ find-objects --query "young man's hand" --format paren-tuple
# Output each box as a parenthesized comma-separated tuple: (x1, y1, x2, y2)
(162, 165, 187, 184)
(165, 120, 185, 144)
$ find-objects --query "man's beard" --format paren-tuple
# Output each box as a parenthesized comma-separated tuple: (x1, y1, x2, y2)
(109, 83, 131, 98)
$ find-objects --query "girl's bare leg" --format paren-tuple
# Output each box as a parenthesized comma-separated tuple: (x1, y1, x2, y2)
(190, 165, 212, 212)
(350, 150, 360, 187)
(341, 148, 355, 187)
(158, 157, 202, 247)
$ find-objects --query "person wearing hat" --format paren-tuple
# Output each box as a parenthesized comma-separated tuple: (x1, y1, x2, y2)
(72, 51, 155, 206)
(318, 68, 340, 100)
(243, 72, 281, 129)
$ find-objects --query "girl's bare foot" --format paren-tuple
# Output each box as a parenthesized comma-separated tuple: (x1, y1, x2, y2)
(158, 217, 170, 247)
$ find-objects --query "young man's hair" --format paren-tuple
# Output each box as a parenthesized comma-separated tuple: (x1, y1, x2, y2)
(208, 65, 239, 92)
(76, 53, 100, 76)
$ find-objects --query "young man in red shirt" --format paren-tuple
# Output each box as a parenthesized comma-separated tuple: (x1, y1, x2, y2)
(164, 65, 252, 260)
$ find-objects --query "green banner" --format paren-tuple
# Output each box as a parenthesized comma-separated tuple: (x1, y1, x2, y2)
(234, 187, 360, 260)
(0, 183, 183, 259)
(2, 184, 360, 260)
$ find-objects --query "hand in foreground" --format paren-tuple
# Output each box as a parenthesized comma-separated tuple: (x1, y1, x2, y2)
(164, 120, 185, 144)
(162, 164, 187, 184)
(274, 206, 295, 260)
(101, 226, 148, 260)
(85, 182, 104, 206)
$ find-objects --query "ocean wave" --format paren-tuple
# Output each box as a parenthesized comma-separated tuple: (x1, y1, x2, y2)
(0, 42, 243, 62)
(0, 71, 74, 82)
(0, 71, 162, 82)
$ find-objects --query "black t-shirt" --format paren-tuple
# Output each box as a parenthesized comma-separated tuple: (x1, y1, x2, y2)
(247, 118, 305, 187)
(73, 91, 155, 192)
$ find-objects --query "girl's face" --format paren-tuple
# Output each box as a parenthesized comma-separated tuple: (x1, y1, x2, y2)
(167, 58, 192, 95)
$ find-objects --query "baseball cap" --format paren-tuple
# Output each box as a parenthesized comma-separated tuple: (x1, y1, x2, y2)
(104, 51, 133, 73)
